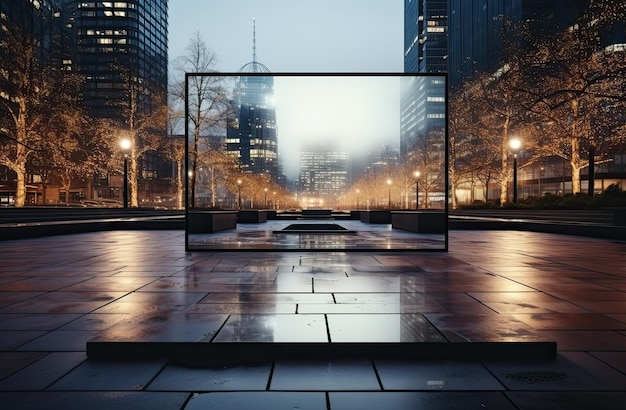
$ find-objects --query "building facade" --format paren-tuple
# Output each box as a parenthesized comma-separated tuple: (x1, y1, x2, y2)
(401, 0, 448, 159)
(299, 145, 350, 208)
(226, 20, 281, 184)
(0, 0, 170, 206)
(63, 0, 168, 120)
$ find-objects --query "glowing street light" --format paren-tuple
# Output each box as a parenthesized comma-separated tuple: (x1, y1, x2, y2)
(387, 179, 392, 209)
(119, 138, 131, 208)
(414, 170, 421, 210)
(237, 179, 242, 209)
(509, 138, 522, 203)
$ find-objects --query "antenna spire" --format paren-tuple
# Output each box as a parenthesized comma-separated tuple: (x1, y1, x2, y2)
(252, 17, 257, 63)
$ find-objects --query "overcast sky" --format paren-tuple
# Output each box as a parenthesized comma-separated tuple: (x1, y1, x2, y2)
(168, 1, 404, 179)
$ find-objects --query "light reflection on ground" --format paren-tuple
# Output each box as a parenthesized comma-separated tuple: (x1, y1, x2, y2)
(188, 219, 445, 251)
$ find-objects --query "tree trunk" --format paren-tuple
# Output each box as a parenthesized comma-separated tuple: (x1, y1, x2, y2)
(210, 166, 217, 208)
(499, 118, 511, 206)
(62, 174, 71, 206)
(177, 159, 184, 210)
(15, 166, 26, 207)
(130, 155, 139, 207)
(570, 137, 581, 194)
(587, 145, 596, 196)
(570, 100, 581, 194)
(449, 168, 458, 209)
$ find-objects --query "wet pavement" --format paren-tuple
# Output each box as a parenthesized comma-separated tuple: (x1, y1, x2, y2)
(188, 219, 446, 250)
(1, 229, 626, 409)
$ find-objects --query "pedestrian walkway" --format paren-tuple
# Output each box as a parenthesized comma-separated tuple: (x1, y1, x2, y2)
(1, 229, 625, 409)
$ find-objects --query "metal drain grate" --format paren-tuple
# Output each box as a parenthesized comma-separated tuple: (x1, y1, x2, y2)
(502, 370, 568, 384)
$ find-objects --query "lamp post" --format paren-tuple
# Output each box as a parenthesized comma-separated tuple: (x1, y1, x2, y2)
(264, 188, 268, 209)
(119, 138, 131, 208)
(356, 189, 360, 210)
(387, 179, 392, 209)
(509, 138, 522, 204)
(414, 170, 421, 210)
(237, 179, 242, 209)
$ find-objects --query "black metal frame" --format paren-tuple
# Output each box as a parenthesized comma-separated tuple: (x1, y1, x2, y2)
(184, 72, 449, 252)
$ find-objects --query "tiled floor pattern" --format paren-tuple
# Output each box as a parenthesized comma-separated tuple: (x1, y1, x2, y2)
(0, 230, 625, 409)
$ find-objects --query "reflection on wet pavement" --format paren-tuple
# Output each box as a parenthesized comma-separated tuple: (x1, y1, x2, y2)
(188, 220, 445, 250)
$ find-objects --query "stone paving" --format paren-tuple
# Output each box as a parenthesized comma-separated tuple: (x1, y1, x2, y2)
(1, 229, 626, 409)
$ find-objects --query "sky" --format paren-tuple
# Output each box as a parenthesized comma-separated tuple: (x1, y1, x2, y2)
(168, 1, 405, 179)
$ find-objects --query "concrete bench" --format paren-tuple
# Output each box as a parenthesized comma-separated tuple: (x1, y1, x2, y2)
(360, 210, 391, 224)
(237, 210, 268, 223)
(187, 210, 237, 233)
(392, 211, 446, 234)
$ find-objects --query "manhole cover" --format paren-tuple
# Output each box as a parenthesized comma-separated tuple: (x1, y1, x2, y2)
(502, 370, 568, 384)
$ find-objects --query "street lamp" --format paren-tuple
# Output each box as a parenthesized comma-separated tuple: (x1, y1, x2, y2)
(119, 138, 131, 208)
(264, 188, 268, 209)
(356, 189, 360, 210)
(509, 138, 522, 204)
(387, 179, 392, 209)
(414, 170, 421, 210)
(237, 179, 242, 209)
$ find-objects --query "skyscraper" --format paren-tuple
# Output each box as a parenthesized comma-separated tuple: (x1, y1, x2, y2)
(447, 0, 590, 88)
(226, 20, 281, 183)
(62, 1, 168, 120)
(299, 144, 349, 207)
(402, 1, 448, 158)
(0, 0, 170, 205)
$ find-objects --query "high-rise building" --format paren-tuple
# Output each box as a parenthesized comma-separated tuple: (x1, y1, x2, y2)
(447, 0, 590, 88)
(401, 1, 448, 158)
(0, 0, 71, 70)
(62, 1, 168, 120)
(401, 0, 595, 157)
(226, 20, 281, 183)
(0, 0, 170, 204)
(299, 145, 350, 207)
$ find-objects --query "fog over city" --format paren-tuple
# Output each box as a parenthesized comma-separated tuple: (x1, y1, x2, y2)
(169, 0, 404, 180)
(274, 76, 402, 179)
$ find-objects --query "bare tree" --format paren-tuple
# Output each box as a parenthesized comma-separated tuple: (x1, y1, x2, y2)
(170, 32, 233, 208)
(0, 18, 73, 207)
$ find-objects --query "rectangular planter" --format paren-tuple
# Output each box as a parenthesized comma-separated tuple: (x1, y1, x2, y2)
(392, 211, 446, 234)
(360, 210, 391, 224)
(187, 210, 237, 233)
(237, 210, 268, 223)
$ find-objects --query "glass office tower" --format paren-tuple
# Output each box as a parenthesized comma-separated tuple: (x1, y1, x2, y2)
(63, 0, 168, 120)
(402, 0, 448, 158)
(299, 145, 350, 206)
(226, 20, 281, 183)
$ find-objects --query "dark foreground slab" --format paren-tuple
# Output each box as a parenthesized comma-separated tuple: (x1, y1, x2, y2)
(87, 340, 556, 364)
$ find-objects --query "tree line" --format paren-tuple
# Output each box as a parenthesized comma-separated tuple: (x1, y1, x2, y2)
(448, 1, 626, 208)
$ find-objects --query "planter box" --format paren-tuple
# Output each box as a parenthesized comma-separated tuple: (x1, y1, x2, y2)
(392, 211, 446, 234)
(187, 210, 237, 233)
(301, 209, 332, 217)
(612, 208, 626, 226)
(360, 210, 391, 224)
(350, 210, 362, 220)
(238, 210, 268, 223)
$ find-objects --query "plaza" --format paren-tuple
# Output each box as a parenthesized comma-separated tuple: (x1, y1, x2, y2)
(1, 226, 625, 409)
